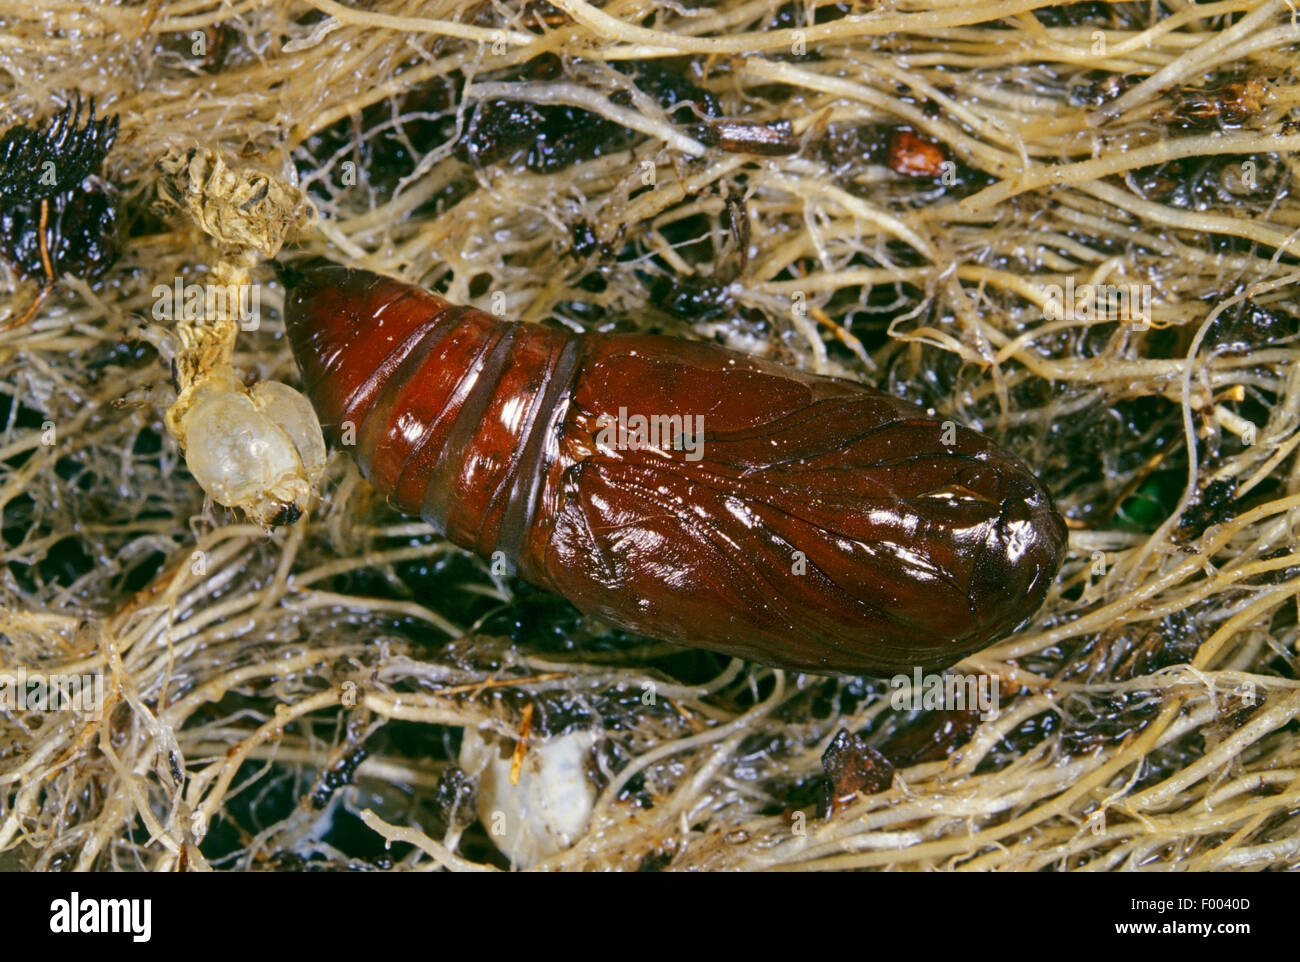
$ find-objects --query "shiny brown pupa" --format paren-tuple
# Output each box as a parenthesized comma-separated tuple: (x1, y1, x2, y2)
(281, 264, 1068, 675)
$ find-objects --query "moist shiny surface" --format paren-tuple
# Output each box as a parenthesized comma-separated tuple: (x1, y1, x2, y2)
(284, 265, 1069, 675)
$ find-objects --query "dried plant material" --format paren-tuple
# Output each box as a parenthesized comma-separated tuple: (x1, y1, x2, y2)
(1, 0, 1299, 873)
(150, 146, 324, 527)
(154, 147, 311, 263)
(820, 729, 894, 816)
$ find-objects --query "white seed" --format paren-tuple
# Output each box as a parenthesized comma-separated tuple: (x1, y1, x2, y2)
(251, 380, 327, 478)
(459, 726, 597, 869)
(180, 377, 326, 526)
